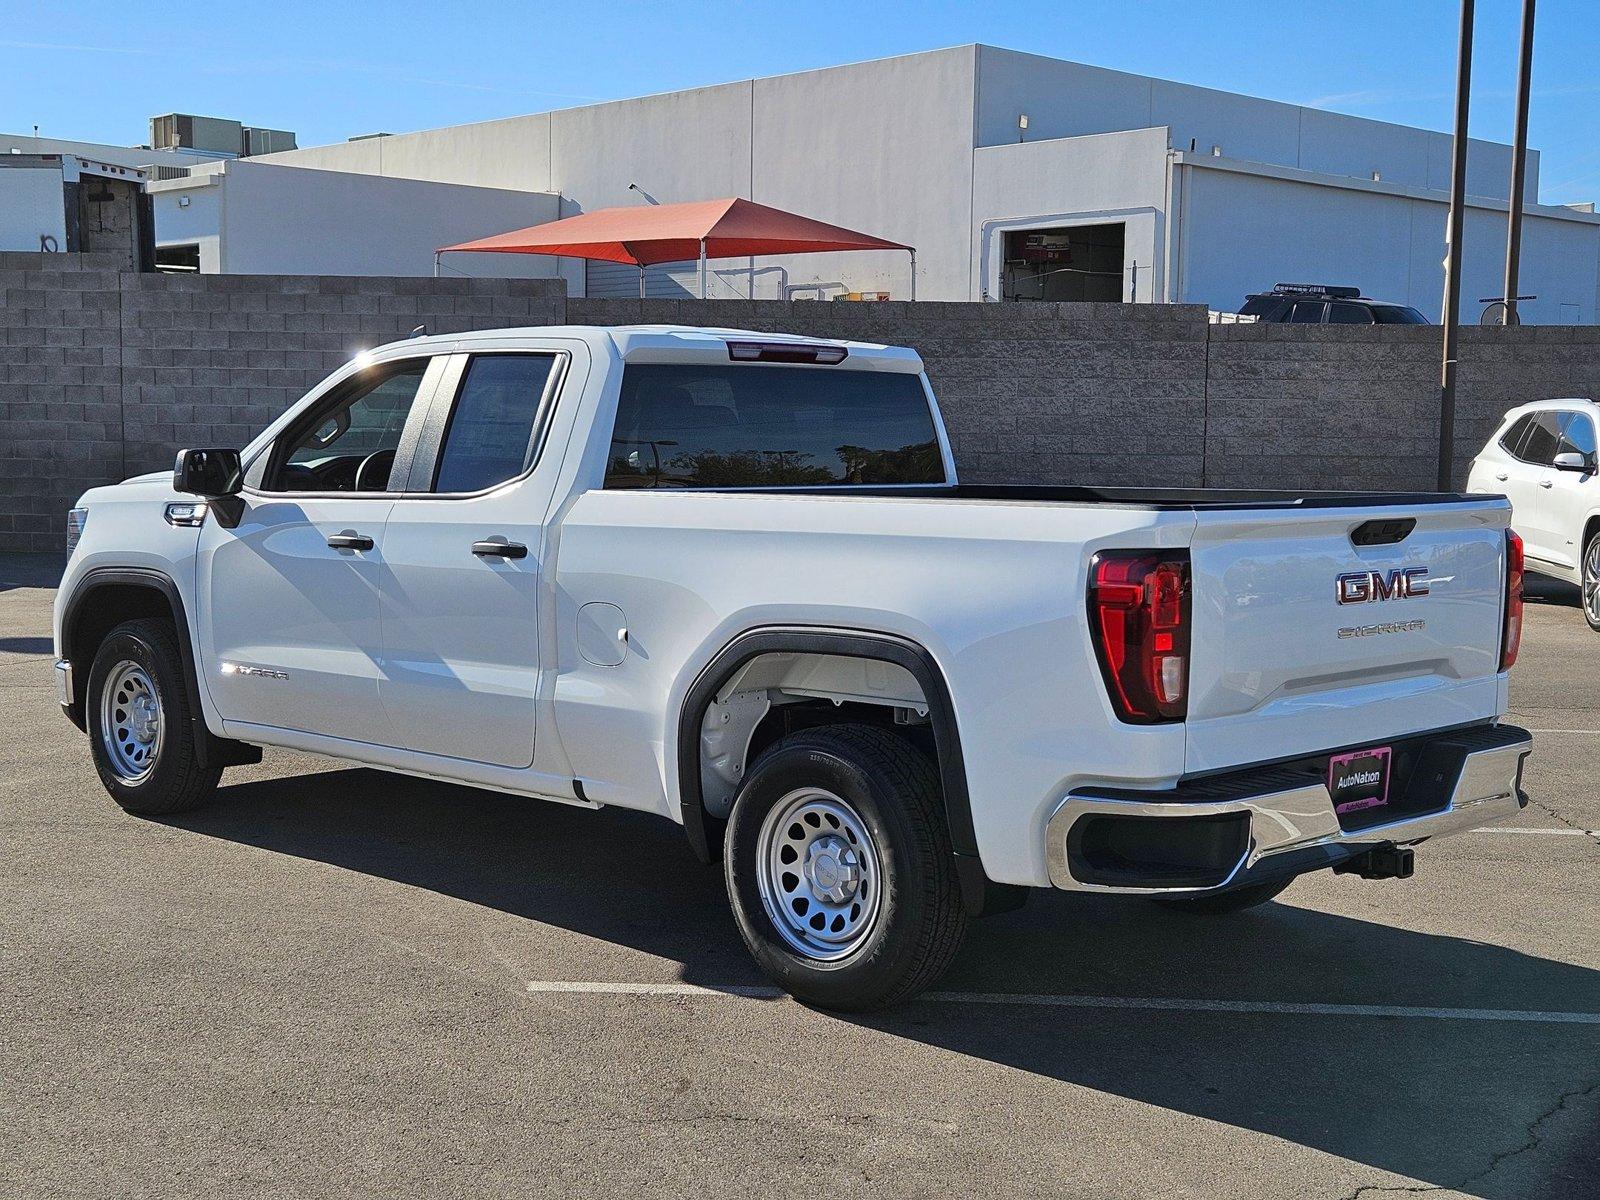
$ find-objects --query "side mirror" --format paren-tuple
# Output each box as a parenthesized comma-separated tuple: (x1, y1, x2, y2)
(1552, 451, 1595, 474)
(173, 448, 243, 497)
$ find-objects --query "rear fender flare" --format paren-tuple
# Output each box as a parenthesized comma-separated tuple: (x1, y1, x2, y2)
(675, 626, 1018, 914)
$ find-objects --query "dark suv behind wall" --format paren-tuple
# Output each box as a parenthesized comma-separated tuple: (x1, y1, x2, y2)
(1239, 284, 1430, 325)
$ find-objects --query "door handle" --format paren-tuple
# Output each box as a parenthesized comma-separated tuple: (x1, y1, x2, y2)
(472, 539, 528, 559)
(1539, 479, 1554, 488)
(326, 532, 374, 551)
(1494, 473, 1509, 482)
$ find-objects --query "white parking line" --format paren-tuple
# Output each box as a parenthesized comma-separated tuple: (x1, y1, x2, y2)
(1523, 727, 1600, 735)
(524, 982, 1600, 1024)
(1472, 826, 1597, 837)
(525, 981, 781, 998)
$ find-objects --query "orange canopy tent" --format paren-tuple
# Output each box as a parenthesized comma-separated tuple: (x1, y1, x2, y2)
(436, 196, 916, 299)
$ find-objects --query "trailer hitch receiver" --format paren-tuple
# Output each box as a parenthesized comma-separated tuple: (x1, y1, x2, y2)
(1334, 844, 1416, 881)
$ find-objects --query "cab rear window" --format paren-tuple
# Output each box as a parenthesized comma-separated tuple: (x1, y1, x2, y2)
(605, 364, 943, 489)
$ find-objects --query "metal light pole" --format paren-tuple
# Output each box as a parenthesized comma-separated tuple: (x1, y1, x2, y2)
(1436, 0, 1476, 492)
(1502, 0, 1537, 325)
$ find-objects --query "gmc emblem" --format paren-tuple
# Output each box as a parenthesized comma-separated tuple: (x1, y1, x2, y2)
(1337, 567, 1431, 605)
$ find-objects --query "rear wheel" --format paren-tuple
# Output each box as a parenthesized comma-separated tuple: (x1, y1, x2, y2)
(1149, 876, 1293, 915)
(1582, 532, 1600, 632)
(724, 725, 966, 1011)
(86, 618, 221, 816)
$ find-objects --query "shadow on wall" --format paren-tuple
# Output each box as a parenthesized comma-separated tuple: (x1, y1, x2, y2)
(170, 765, 1600, 1197)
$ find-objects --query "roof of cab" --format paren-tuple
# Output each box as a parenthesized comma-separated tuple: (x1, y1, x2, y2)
(368, 324, 923, 370)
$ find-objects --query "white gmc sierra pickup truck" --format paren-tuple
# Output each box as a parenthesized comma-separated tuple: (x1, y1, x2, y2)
(54, 325, 1533, 1010)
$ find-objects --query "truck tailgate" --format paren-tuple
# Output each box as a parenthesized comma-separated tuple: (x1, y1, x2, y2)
(1184, 500, 1509, 774)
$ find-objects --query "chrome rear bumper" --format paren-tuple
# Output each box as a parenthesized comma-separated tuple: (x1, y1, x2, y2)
(1046, 724, 1532, 894)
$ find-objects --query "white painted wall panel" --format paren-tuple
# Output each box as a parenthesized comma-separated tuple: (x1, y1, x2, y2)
(1180, 166, 1598, 323)
(0, 168, 66, 251)
(749, 47, 974, 300)
(972, 128, 1171, 302)
(152, 160, 575, 282)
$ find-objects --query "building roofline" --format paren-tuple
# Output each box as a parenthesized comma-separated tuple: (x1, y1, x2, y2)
(267, 42, 1535, 167)
(1169, 148, 1598, 224)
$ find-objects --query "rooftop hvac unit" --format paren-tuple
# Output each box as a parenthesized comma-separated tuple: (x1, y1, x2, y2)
(243, 127, 297, 156)
(149, 114, 245, 156)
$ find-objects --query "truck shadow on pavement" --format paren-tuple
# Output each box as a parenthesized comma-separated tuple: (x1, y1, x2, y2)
(1526, 575, 1583, 609)
(173, 765, 1600, 1198)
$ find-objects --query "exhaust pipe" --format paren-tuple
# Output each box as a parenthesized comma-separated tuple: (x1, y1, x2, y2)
(1334, 844, 1415, 881)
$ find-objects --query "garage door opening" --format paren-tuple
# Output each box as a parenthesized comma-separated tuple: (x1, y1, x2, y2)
(155, 243, 200, 273)
(1002, 222, 1125, 302)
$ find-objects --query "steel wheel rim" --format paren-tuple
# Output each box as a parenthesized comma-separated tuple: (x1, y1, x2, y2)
(755, 787, 883, 961)
(1586, 542, 1600, 624)
(99, 661, 163, 783)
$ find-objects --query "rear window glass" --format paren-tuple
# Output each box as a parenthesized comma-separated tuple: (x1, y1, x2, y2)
(605, 364, 943, 489)
(1501, 414, 1535, 457)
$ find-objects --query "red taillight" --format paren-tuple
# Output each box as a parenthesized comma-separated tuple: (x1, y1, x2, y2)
(1500, 528, 1524, 671)
(1089, 550, 1192, 723)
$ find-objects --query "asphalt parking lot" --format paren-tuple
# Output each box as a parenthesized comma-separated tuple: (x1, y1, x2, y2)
(2, 555, 1596, 1200)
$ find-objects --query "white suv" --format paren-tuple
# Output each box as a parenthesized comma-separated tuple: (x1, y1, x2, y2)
(1468, 399, 1600, 629)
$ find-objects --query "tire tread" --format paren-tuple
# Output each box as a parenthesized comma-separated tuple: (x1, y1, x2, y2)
(88, 617, 221, 816)
(730, 723, 967, 1010)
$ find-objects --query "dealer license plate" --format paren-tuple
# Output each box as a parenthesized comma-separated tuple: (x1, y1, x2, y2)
(1329, 745, 1392, 816)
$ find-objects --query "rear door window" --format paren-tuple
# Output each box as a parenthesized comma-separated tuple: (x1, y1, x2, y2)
(1326, 302, 1373, 324)
(430, 354, 560, 493)
(1288, 301, 1327, 323)
(605, 364, 943, 488)
(1519, 413, 1562, 465)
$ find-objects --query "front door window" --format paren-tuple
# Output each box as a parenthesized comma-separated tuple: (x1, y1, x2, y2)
(272, 362, 431, 493)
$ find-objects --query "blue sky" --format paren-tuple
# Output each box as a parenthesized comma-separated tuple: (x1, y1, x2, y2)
(3, 0, 1597, 204)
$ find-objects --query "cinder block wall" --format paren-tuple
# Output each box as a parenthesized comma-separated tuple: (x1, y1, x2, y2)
(576, 300, 1600, 494)
(4, 253, 1600, 553)
(0, 254, 127, 554)
(120, 273, 565, 476)
(1204, 323, 1600, 491)
(1, 254, 563, 552)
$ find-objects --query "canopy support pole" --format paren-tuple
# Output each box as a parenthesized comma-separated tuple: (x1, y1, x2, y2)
(639, 264, 646, 299)
(433, 251, 441, 279)
(698, 239, 708, 299)
(908, 249, 917, 302)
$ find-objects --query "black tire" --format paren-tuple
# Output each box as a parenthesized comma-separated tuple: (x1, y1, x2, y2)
(1583, 530, 1600, 632)
(1149, 875, 1293, 915)
(85, 618, 221, 816)
(724, 724, 967, 1012)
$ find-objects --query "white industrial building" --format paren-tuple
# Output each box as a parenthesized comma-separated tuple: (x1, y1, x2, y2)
(246, 44, 1600, 321)
(146, 159, 577, 285)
